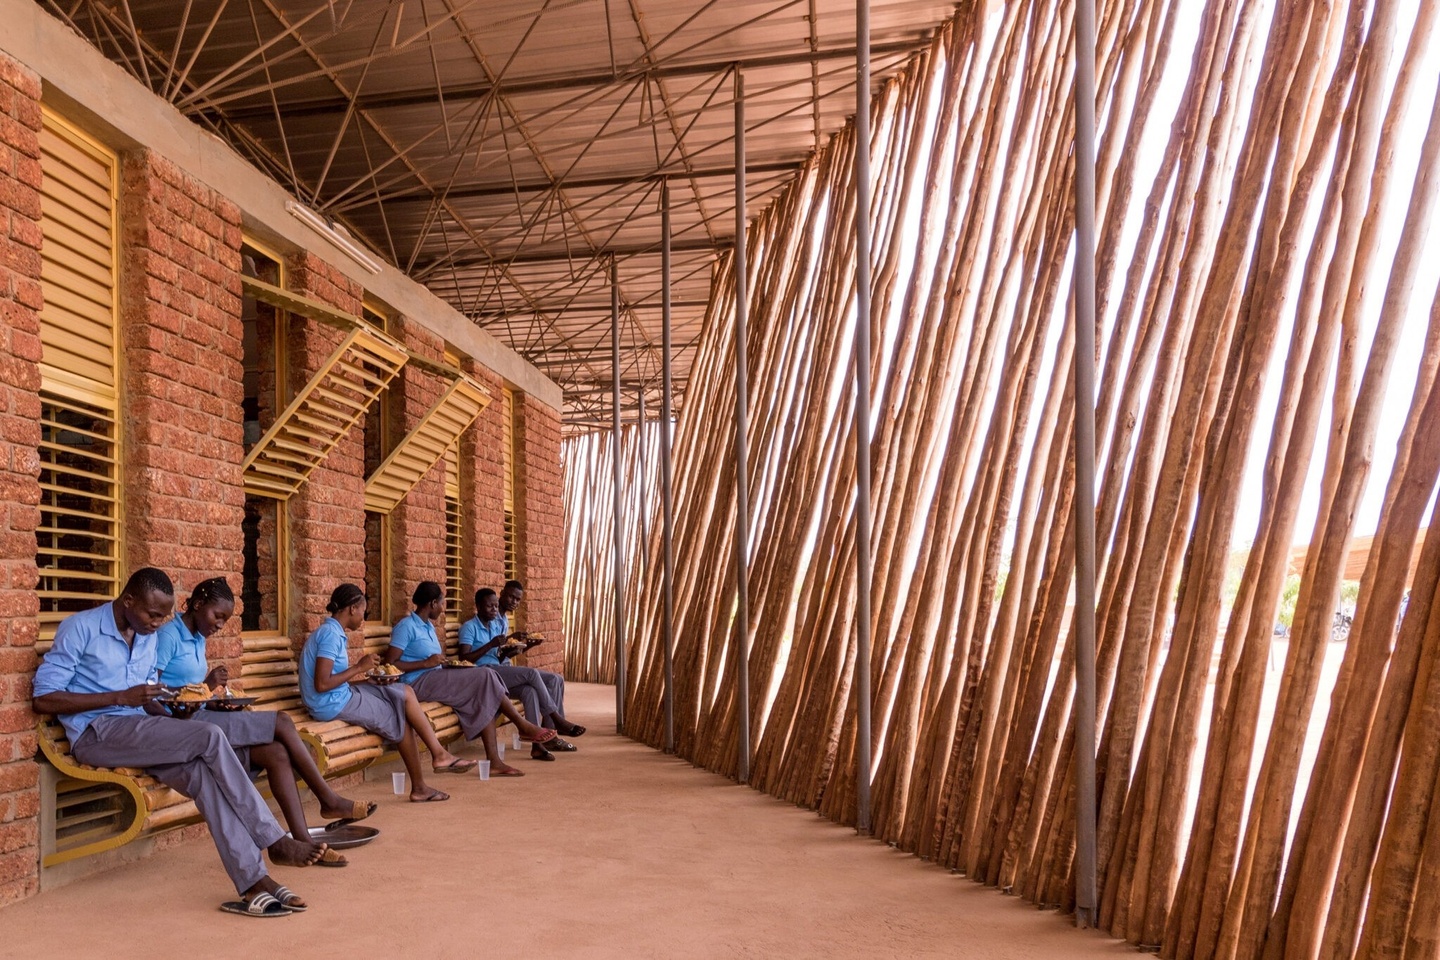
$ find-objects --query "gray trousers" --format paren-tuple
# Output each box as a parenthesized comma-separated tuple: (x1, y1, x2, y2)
(73, 714, 285, 894)
(409, 667, 506, 741)
(492, 664, 565, 729)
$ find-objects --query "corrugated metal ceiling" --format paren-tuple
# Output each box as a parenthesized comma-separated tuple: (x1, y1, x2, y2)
(38, 0, 956, 426)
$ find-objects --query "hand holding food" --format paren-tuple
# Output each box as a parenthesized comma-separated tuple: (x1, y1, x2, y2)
(204, 664, 230, 690)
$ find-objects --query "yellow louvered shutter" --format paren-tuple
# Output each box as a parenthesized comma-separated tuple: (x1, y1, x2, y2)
(444, 435, 463, 634)
(363, 375, 490, 513)
(502, 387, 518, 582)
(38, 116, 117, 403)
(243, 324, 408, 499)
(37, 113, 120, 639)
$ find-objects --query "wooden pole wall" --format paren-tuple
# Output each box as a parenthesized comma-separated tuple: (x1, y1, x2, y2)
(560, 3, 1440, 957)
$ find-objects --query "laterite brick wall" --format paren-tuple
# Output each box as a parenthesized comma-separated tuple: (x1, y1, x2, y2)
(284, 253, 368, 659)
(516, 394, 564, 673)
(118, 150, 246, 678)
(0, 52, 42, 907)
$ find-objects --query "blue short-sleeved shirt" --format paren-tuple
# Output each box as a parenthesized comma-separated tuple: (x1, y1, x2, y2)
(153, 614, 208, 687)
(33, 603, 159, 743)
(460, 613, 509, 667)
(300, 617, 355, 721)
(388, 612, 443, 683)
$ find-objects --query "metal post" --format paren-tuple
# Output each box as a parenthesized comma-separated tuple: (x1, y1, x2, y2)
(1073, 0, 1100, 929)
(661, 179, 677, 755)
(733, 67, 752, 784)
(611, 256, 628, 735)
(853, 0, 874, 836)
(638, 389, 649, 575)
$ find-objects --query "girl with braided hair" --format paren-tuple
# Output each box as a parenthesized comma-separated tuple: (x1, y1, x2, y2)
(154, 576, 372, 865)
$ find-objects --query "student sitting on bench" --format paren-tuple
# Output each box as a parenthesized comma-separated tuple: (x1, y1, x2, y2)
(33, 568, 322, 917)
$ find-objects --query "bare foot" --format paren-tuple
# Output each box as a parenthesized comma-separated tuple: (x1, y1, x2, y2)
(267, 836, 324, 868)
(410, 787, 450, 802)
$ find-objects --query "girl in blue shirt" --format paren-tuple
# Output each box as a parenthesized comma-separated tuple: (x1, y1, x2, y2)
(385, 581, 555, 777)
(300, 583, 471, 802)
(154, 578, 371, 862)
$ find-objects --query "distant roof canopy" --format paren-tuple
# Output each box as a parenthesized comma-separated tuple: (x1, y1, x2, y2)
(41, 0, 955, 426)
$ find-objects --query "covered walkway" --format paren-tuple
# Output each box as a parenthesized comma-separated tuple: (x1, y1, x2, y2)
(3, 683, 1126, 959)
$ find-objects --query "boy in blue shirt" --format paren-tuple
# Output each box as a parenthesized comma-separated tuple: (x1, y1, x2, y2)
(458, 581, 585, 760)
(33, 568, 324, 917)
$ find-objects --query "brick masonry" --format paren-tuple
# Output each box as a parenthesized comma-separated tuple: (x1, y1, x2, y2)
(0, 51, 42, 908)
(460, 361, 506, 617)
(284, 253, 367, 660)
(0, 87, 566, 907)
(118, 150, 246, 678)
(516, 394, 565, 674)
(385, 316, 447, 626)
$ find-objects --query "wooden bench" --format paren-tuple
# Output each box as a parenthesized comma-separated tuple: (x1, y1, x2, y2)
(36, 716, 209, 867)
(35, 624, 500, 865)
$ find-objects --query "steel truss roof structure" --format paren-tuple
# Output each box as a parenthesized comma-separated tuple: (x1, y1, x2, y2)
(40, 0, 956, 426)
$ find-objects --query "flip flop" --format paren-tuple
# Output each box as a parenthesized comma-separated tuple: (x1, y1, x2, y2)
(220, 891, 289, 918)
(561, 723, 587, 738)
(492, 767, 525, 777)
(314, 847, 348, 867)
(272, 885, 307, 912)
(521, 728, 557, 744)
(433, 758, 478, 774)
(546, 737, 578, 752)
(411, 789, 451, 802)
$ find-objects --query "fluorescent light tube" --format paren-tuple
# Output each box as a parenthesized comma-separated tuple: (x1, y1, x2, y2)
(286, 201, 383, 275)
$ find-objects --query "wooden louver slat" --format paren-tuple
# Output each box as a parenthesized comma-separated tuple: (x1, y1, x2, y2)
(243, 325, 407, 499)
(364, 375, 489, 514)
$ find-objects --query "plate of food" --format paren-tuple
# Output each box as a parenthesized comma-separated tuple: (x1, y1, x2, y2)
(497, 644, 524, 660)
(157, 682, 215, 716)
(441, 658, 473, 669)
(368, 663, 402, 684)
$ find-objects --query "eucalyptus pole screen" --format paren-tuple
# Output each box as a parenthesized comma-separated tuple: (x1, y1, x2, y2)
(562, 2, 1440, 957)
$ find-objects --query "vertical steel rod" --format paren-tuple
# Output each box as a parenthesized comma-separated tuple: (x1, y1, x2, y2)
(637, 389, 649, 569)
(733, 67, 752, 784)
(611, 256, 628, 735)
(853, 0, 874, 836)
(661, 179, 677, 755)
(1073, 0, 1100, 929)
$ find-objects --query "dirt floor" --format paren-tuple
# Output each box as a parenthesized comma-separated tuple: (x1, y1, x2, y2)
(4, 683, 1132, 958)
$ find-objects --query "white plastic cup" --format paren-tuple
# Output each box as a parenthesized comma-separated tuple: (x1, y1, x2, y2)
(511, 729, 521, 750)
(478, 760, 491, 781)
(391, 771, 406, 794)
(497, 742, 505, 761)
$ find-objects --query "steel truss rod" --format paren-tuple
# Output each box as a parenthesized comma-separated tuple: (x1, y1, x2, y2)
(215, 40, 929, 120)
(375, 160, 802, 204)
(420, 237, 730, 270)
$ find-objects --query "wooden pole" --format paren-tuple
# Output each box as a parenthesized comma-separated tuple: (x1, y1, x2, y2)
(1073, 0, 1099, 929)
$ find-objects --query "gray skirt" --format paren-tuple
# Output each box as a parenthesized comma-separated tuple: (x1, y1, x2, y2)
(335, 683, 409, 743)
(408, 666, 506, 741)
(193, 708, 278, 769)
